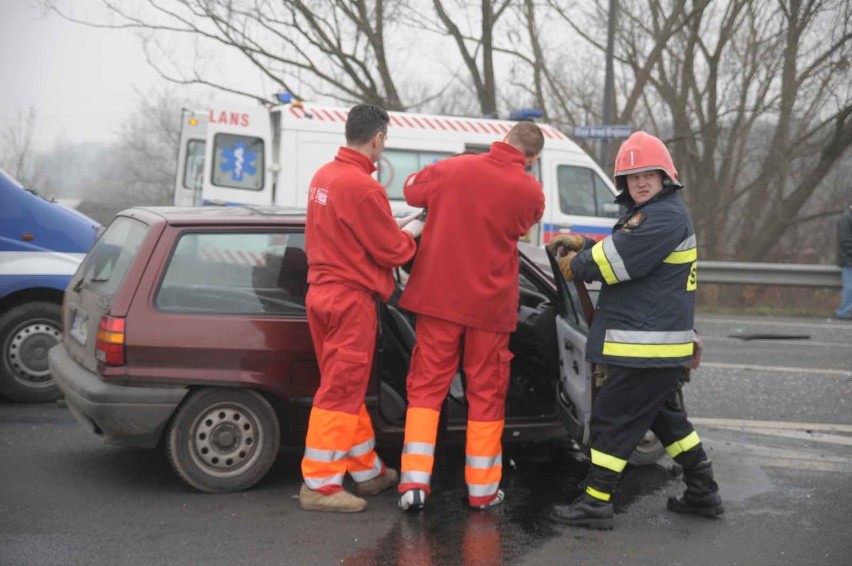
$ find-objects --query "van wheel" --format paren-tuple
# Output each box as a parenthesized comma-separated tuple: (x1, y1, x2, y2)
(628, 430, 666, 466)
(166, 389, 280, 493)
(0, 302, 62, 403)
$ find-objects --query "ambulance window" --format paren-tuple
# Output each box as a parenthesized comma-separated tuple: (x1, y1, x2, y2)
(183, 139, 206, 189)
(378, 149, 452, 200)
(557, 165, 618, 218)
(211, 134, 265, 190)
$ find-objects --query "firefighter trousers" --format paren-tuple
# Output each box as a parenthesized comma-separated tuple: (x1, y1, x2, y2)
(399, 314, 513, 507)
(301, 283, 387, 494)
(585, 364, 703, 500)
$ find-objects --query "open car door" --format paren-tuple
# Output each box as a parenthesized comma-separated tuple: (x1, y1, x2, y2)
(546, 249, 595, 446)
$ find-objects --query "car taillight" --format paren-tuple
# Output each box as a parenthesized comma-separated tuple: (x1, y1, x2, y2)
(96, 316, 125, 366)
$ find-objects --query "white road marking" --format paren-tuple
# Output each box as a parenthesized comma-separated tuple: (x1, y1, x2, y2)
(697, 316, 852, 330)
(701, 335, 851, 348)
(697, 362, 851, 377)
(692, 417, 852, 434)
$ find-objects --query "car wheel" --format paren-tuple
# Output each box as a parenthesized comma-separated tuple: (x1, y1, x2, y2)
(166, 388, 280, 493)
(628, 430, 666, 466)
(0, 302, 63, 403)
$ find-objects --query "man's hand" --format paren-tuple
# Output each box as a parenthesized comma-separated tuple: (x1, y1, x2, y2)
(557, 251, 577, 281)
(547, 234, 585, 257)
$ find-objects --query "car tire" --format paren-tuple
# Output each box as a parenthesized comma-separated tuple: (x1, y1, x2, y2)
(628, 430, 666, 466)
(166, 388, 280, 493)
(0, 301, 63, 403)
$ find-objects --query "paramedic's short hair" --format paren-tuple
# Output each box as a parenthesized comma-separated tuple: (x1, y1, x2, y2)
(346, 104, 390, 145)
(507, 121, 545, 158)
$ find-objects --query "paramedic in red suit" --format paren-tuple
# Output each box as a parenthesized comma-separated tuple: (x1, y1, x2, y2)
(396, 121, 546, 511)
(299, 104, 423, 513)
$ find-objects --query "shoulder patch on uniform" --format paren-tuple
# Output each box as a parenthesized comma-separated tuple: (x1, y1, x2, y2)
(621, 211, 646, 232)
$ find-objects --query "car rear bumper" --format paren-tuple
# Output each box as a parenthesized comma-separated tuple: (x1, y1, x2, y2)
(48, 345, 189, 448)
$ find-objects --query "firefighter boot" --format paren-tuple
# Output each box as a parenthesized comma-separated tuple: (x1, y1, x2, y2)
(549, 466, 618, 530)
(667, 460, 724, 517)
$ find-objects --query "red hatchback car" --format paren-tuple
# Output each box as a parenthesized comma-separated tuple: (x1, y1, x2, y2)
(49, 206, 664, 493)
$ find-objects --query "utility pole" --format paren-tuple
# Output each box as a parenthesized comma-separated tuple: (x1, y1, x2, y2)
(599, 0, 618, 168)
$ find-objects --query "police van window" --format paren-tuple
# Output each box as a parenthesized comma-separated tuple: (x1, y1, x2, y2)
(183, 139, 206, 189)
(156, 231, 307, 317)
(211, 134, 265, 190)
(378, 149, 452, 200)
(557, 165, 619, 218)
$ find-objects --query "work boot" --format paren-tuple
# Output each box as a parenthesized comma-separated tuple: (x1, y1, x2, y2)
(550, 463, 619, 529)
(356, 468, 399, 496)
(470, 489, 505, 511)
(667, 460, 724, 517)
(299, 484, 367, 513)
(398, 489, 427, 512)
(549, 494, 614, 530)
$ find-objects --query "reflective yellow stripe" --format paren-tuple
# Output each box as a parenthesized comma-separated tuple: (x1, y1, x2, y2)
(586, 486, 611, 502)
(591, 448, 627, 473)
(592, 241, 618, 285)
(603, 341, 694, 358)
(665, 431, 701, 458)
(664, 248, 697, 264)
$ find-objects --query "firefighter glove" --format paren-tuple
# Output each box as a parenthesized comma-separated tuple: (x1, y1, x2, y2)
(557, 251, 577, 281)
(547, 234, 586, 257)
(402, 219, 425, 239)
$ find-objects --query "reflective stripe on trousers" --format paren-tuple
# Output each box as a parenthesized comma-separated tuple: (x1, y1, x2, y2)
(399, 407, 440, 493)
(465, 419, 504, 506)
(302, 405, 385, 493)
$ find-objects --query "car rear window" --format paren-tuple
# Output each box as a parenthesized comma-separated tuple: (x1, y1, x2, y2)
(155, 230, 307, 316)
(77, 216, 148, 295)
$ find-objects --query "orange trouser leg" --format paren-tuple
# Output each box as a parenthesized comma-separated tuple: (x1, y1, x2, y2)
(462, 328, 510, 506)
(302, 284, 377, 493)
(399, 315, 464, 494)
(346, 404, 385, 483)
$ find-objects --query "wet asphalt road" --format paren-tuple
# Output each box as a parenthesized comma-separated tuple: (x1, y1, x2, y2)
(1, 314, 850, 566)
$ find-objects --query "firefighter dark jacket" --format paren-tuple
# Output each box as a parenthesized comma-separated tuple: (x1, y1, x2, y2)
(570, 187, 697, 368)
(399, 142, 544, 333)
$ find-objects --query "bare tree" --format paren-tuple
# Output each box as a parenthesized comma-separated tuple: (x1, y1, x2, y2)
(47, 0, 411, 109)
(553, 0, 852, 261)
(0, 107, 47, 191)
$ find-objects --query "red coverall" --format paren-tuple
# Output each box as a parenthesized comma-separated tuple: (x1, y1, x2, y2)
(301, 147, 417, 494)
(398, 142, 544, 506)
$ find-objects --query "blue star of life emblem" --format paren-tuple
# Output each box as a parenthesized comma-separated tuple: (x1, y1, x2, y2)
(220, 142, 257, 182)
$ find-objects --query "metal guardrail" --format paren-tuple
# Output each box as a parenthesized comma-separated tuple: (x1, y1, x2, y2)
(699, 261, 842, 288)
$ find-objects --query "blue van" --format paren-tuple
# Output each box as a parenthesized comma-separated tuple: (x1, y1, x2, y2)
(0, 167, 100, 402)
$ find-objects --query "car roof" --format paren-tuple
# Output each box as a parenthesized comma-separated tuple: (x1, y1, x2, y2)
(119, 205, 307, 227)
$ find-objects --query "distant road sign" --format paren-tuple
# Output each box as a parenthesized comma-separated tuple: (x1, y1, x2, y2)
(573, 125, 633, 139)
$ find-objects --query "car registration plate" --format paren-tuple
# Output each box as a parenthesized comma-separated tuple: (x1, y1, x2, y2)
(70, 310, 88, 345)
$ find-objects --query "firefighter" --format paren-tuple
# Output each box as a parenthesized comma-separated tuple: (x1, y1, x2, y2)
(299, 104, 423, 513)
(547, 131, 724, 529)
(396, 121, 545, 511)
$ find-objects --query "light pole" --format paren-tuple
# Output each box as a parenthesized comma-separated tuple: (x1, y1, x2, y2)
(599, 0, 618, 168)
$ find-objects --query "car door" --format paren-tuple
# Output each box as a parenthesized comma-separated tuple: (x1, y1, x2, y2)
(545, 249, 595, 446)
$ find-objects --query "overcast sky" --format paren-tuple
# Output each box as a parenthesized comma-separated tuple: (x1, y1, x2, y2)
(0, 0, 274, 152)
(0, 1, 166, 149)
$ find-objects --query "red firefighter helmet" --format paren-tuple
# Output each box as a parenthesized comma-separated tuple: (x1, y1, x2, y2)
(613, 131, 682, 191)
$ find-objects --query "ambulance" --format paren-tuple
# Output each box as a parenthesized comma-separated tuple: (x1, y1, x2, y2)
(173, 97, 622, 245)
(0, 167, 100, 402)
